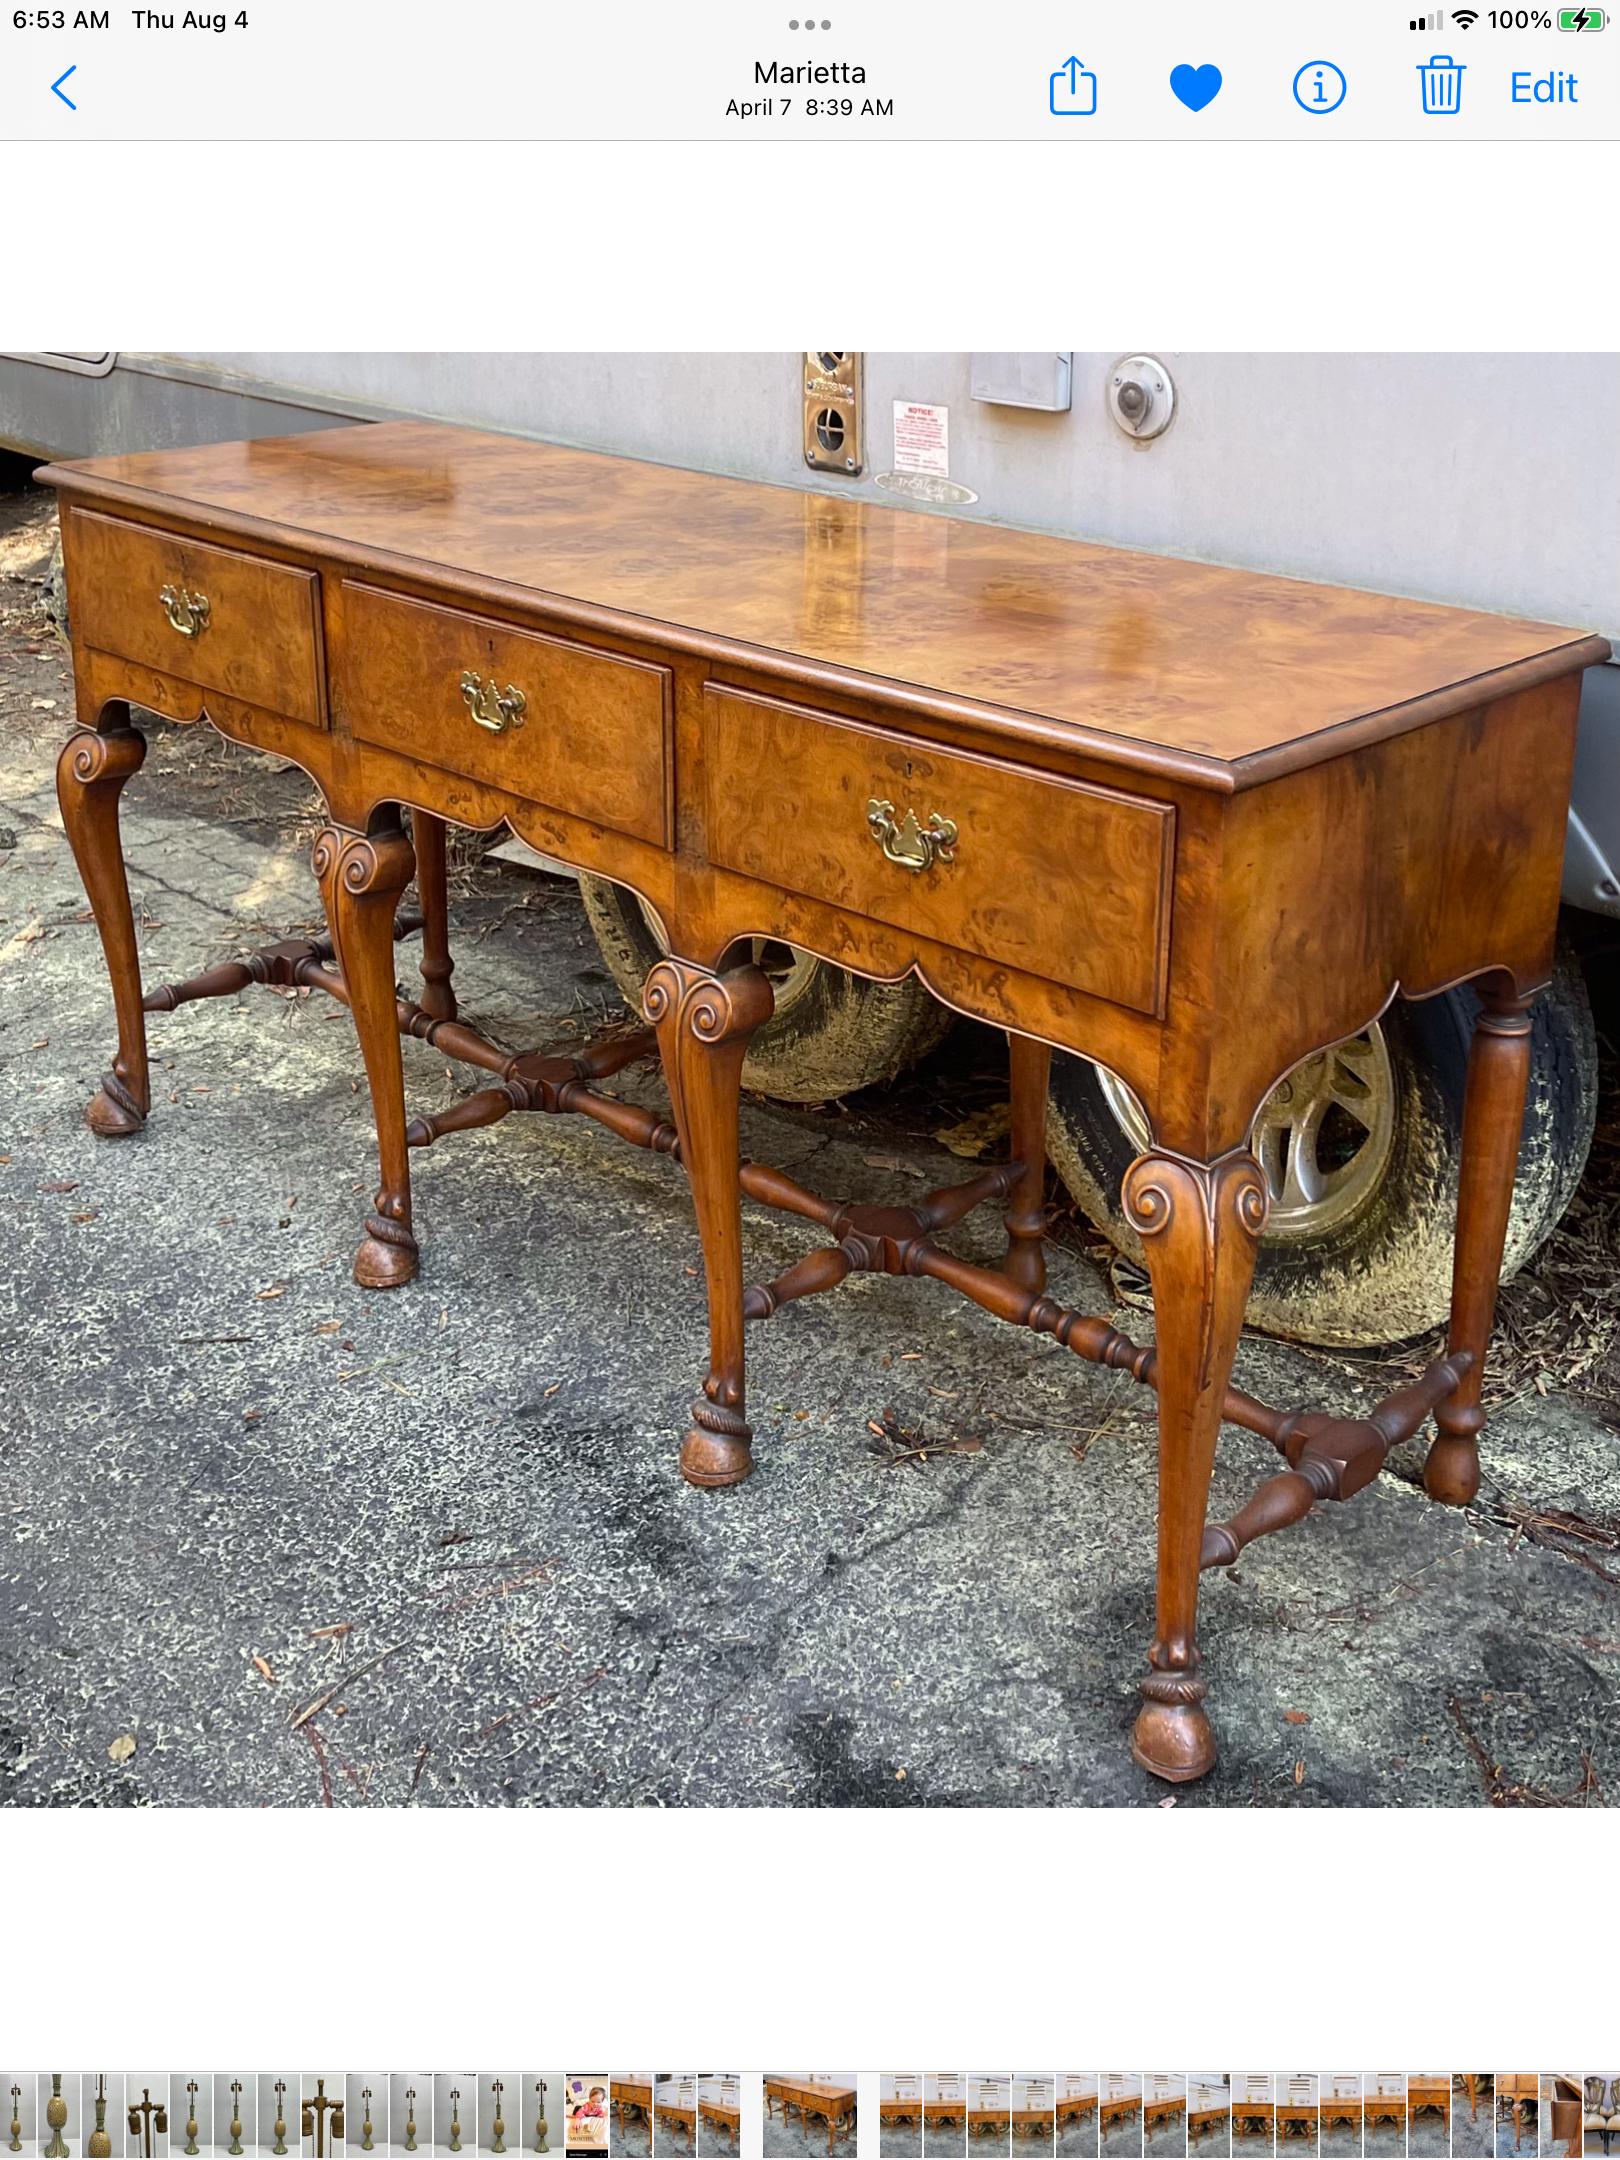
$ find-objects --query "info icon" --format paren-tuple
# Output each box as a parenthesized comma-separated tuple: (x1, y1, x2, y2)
(1292, 59, 1348, 112)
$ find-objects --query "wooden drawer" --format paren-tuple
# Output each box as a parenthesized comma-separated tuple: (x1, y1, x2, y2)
(66, 508, 324, 726)
(338, 581, 672, 849)
(704, 686, 1174, 1016)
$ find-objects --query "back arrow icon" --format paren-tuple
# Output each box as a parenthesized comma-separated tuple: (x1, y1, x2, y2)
(52, 64, 77, 107)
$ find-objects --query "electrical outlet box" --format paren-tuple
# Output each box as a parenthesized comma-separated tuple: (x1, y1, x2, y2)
(803, 351, 863, 473)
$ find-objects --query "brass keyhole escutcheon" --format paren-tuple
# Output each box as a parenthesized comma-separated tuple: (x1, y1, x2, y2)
(459, 669, 527, 733)
(867, 797, 958, 872)
(158, 582, 210, 636)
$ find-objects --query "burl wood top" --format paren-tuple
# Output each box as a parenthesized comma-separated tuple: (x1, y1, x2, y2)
(42, 421, 1607, 791)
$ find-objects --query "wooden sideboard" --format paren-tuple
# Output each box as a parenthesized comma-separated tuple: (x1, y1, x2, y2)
(698, 2096, 740, 2153)
(763, 2079, 855, 2154)
(42, 420, 1608, 1782)
(1318, 2097, 1362, 2134)
(1276, 2105, 1316, 2142)
(1409, 2081, 1450, 2131)
(1058, 2095, 1099, 2129)
(1101, 2094, 1143, 2133)
(1146, 2097, 1188, 2136)
(1190, 2103, 1232, 2143)
(1364, 2094, 1407, 2134)
(610, 2080, 651, 2146)
(654, 2089, 695, 2154)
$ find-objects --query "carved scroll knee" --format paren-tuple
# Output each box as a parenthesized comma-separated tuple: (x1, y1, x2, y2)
(56, 721, 151, 1136)
(645, 954, 775, 1487)
(314, 822, 421, 1288)
(1124, 1148, 1268, 1783)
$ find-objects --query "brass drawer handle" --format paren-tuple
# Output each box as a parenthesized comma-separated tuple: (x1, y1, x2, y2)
(460, 669, 527, 733)
(867, 797, 958, 872)
(158, 582, 210, 637)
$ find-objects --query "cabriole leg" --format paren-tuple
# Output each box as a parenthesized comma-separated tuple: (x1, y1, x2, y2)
(644, 954, 775, 1487)
(1425, 981, 1535, 1506)
(411, 808, 457, 1022)
(314, 819, 419, 1288)
(56, 715, 150, 1136)
(1004, 1031, 1052, 1295)
(1125, 1147, 1268, 1782)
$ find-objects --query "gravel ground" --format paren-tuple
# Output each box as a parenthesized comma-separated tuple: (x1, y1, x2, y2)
(3, 465, 1620, 1810)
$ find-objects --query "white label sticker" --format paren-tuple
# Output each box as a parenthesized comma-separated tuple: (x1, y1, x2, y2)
(892, 399, 949, 477)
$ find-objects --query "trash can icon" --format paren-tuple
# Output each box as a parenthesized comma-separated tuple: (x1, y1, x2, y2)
(1417, 53, 1466, 113)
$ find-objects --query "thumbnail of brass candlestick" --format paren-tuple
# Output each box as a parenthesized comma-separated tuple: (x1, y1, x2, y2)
(272, 2084, 288, 2158)
(88, 2075, 112, 2160)
(128, 2085, 168, 2158)
(489, 2084, 505, 2158)
(532, 2085, 547, 2158)
(183, 2086, 199, 2158)
(448, 2093, 461, 2156)
(360, 2093, 373, 2155)
(302, 2082, 342, 2160)
(227, 2084, 244, 2158)
(45, 2077, 70, 2160)
(404, 2095, 418, 2156)
(8, 2086, 21, 2156)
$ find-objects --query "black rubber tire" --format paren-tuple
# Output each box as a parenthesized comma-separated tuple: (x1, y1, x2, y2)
(1046, 939, 1597, 1348)
(577, 872, 954, 1102)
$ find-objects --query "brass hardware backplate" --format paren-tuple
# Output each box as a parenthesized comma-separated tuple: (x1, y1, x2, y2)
(158, 582, 210, 636)
(867, 797, 958, 872)
(803, 351, 863, 475)
(460, 669, 527, 733)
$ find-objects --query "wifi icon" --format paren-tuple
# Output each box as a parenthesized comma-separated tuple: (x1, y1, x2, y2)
(1454, 6, 1480, 21)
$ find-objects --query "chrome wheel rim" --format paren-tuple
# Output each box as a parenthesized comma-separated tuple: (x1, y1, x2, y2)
(1098, 1024, 1397, 1240)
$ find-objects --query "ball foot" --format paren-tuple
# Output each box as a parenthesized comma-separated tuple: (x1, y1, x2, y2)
(680, 1408, 754, 1488)
(85, 1071, 146, 1137)
(1132, 1700, 1217, 1783)
(353, 1212, 419, 1289)
(1132, 1675, 1217, 1783)
(1423, 1431, 1481, 1506)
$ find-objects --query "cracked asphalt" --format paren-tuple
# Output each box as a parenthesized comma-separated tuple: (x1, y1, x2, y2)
(2, 466, 1619, 1808)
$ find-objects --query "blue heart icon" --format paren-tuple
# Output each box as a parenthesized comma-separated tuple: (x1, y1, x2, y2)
(1170, 62, 1223, 111)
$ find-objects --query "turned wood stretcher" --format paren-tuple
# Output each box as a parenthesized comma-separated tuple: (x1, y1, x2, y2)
(41, 421, 1609, 1784)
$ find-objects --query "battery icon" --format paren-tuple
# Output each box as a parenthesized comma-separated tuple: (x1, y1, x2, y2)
(1557, 5, 1606, 23)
